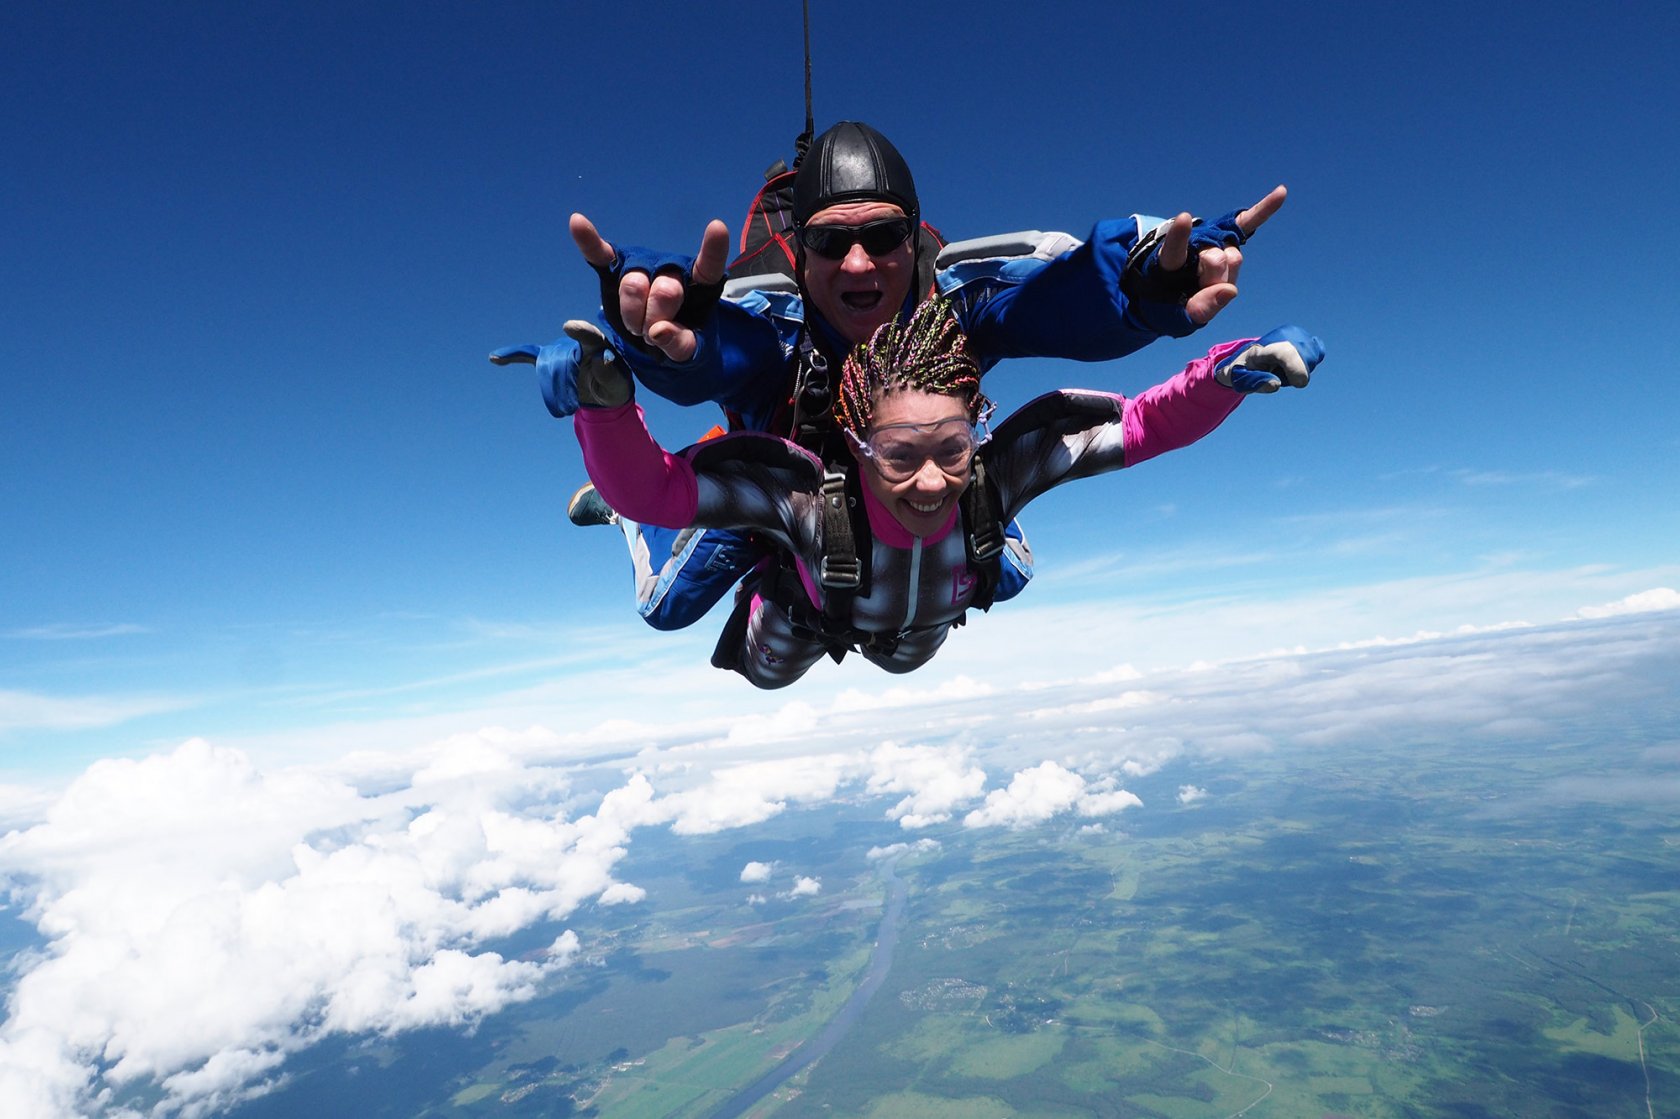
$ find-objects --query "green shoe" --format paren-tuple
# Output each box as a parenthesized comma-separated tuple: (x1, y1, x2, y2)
(566, 483, 619, 528)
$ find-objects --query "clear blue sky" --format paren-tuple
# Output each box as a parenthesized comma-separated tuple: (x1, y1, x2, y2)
(3, 5, 1680, 1115)
(3, 0, 1677, 774)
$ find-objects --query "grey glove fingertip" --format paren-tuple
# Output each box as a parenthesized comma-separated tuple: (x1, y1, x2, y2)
(563, 319, 633, 408)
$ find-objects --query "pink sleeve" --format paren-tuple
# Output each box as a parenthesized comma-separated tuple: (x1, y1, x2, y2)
(572, 402, 700, 528)
(1120, 337, 1251, 467)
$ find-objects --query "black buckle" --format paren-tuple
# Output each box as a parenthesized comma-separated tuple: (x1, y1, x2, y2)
(968, 523, 1005, 562)
(819, 554, 861, 589)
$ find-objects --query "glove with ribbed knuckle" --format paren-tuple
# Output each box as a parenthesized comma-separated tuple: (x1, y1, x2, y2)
(1214, 325, 1325, 394)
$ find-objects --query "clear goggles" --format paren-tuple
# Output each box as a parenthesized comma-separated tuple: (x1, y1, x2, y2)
(847, 413, 988, 483)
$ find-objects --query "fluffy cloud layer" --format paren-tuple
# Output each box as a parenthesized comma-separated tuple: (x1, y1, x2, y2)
(2, 608, 1675, 1117)
(0, 733, 1138, 1117)
(0, 737, 633, 1118)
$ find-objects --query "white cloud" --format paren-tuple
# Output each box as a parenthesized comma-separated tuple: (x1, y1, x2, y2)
(866, 839, 940, 861)
(720, 701, 823, 746)
(3, 624, 148, 640)
(1332, 620, 1534, 650)
(1032, 689, 1167, 718)
(739, 861, 773, 883)
(786, 877, 821, 898)
(964, 761, 1084, 829)
(1450, 467, 1593, 489)
(0, 785, 59, 834)
(920, 560, 1680, 692)
(0, 689, 195, 736)
(962, 762, 1140, 829)
(829, 675, 994, 712)
(1178, 785, 1209, 805)
(1076, 664, 1145, 686)
(1575, 587, 1680, 619)
(658, 753, 853, 835)
(1119, 741, 1183, 777)
(1078, 787, 1145, 816)
(864, 743, 986, 828)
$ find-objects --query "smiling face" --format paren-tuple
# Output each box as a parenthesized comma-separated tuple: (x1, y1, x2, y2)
(799, 201, 916, 346)
(852, 388, 975, 536)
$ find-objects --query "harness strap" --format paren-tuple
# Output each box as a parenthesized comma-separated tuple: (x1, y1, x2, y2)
(788, 330, 832, 448)
(960, 452, 1007, 613)
(817, 467, 860, 591)
(965, 457, 1005, 562)
(763, 550, 903, 667)
(714, 451, 1007, 674)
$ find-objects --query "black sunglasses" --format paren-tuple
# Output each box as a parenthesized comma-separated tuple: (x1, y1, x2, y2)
(798, 217, 915, 261)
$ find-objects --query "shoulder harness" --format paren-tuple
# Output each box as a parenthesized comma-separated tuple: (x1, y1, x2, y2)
(710, 448, 1009, 671)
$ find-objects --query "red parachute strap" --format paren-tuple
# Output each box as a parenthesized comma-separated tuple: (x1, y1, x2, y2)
(728, 164, 800, 281)
(737, 168, 798, 255)
(918, 220, 946, 299)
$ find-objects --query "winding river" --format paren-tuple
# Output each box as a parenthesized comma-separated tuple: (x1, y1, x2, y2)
(706, 859, 907, 1118)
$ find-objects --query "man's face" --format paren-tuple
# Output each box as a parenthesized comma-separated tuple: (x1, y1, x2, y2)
(799, 201, 916, 346)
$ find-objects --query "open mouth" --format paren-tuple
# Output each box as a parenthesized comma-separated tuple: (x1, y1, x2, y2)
(840, 290, 884, 311)
(906, 496, 946, 515)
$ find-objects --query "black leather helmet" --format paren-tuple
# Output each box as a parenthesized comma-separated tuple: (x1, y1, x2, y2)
(792, 121, 919, 225)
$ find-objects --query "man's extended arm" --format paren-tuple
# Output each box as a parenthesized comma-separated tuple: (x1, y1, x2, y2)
(952, 186, 1286, 365)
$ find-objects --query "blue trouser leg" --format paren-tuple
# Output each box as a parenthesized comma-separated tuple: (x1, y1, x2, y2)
(625, 516, 1033, 632)
(627, 523, 765, 632)
(993, 517, 1033, 604)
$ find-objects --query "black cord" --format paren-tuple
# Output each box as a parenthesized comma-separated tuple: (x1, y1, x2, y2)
(795, 0, 814, 165)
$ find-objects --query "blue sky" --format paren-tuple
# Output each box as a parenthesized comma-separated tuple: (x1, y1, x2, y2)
(2, 0, 1676, 766)
(5, 0, 1676, 775)
(2, 2, 1678, 1112)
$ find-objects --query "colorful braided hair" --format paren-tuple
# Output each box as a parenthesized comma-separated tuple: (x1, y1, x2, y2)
(833, 296, 990, 437)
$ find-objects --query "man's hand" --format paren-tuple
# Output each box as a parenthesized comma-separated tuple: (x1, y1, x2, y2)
(570, 213, 731, 363)
(1214, 324, 1324, 394)
(1158, 184, 1286, 324)
(1124, 185, 1288, 325)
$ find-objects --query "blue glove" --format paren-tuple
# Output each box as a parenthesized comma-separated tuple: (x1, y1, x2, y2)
(1120, 209, 1251, 307)
(594, 244, 725, 346)
(1214, 326, 1325, 394)
(1192, 209, 1250, 252)
(489, 336, 583, 418)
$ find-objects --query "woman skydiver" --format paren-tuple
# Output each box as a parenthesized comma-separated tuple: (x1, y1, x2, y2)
(570, 297, 1323, 689)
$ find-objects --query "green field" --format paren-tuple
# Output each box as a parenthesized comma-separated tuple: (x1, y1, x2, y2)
(226, 721, 1679, 1119)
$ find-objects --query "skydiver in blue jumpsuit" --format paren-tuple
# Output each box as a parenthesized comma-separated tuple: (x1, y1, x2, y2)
(495, 121, 1284, 631)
